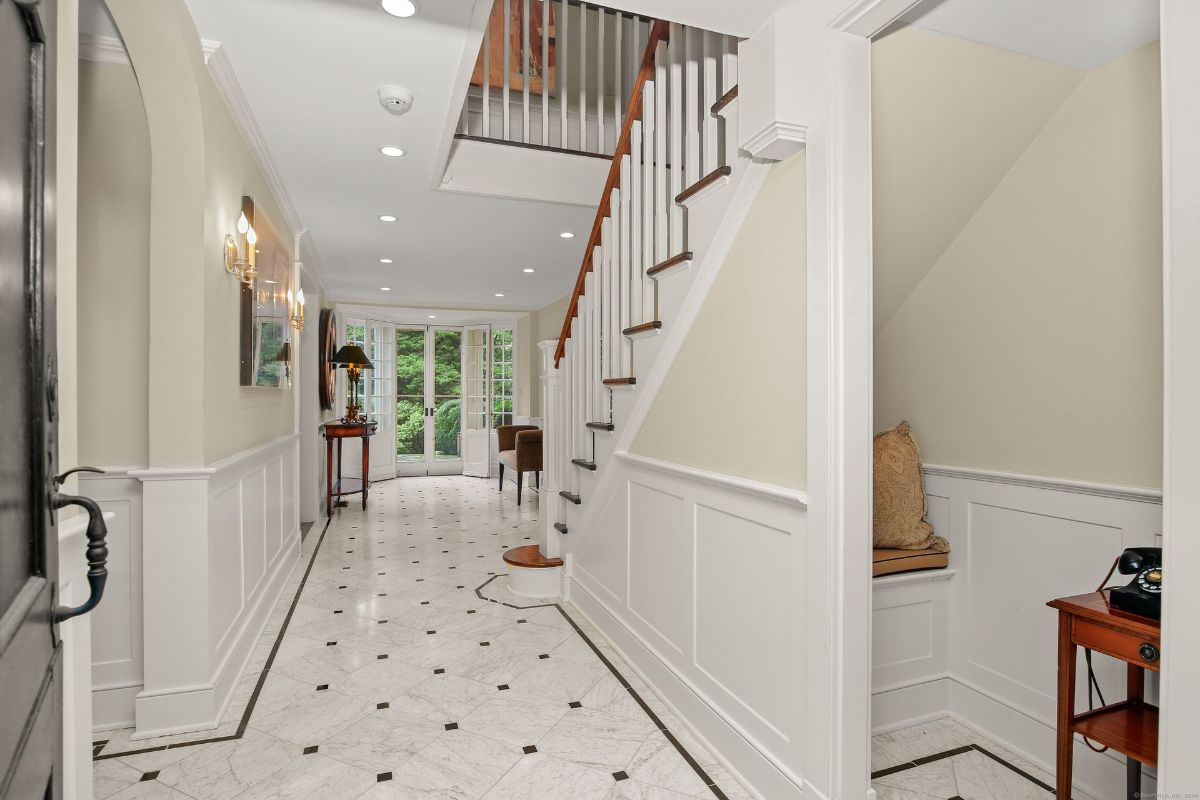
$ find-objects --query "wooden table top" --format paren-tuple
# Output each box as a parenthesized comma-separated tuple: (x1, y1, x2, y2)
(322, 420, 378, 437)
(1047, 590, 1160, 637)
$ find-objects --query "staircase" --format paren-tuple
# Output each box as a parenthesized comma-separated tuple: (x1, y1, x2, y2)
(504, 17, 750, 588)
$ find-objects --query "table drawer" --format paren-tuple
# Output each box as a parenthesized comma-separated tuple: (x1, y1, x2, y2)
(1074, 619, 1161, 669)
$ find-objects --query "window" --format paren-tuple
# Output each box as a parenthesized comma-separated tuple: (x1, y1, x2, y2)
(344, 320, 366, 415)
(491, 328, 514, 428)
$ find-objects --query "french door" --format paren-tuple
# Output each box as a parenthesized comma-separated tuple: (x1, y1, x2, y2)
(395, 326, 464, 476)
(340, 319, 396, 481)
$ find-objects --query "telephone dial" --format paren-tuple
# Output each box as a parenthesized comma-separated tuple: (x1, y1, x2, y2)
(1107, 547, 1162, 620)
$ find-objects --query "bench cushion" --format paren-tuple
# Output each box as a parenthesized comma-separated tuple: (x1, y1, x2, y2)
(873, 547, 949, 577)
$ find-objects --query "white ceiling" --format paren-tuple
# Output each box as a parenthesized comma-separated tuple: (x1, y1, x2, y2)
(179, 0, 595, 310)
(902, 0, 1159, 70)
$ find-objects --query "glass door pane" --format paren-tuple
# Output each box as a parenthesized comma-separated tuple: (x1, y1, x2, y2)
(462, 326, 491, 477)
(395, 327, 426, 466)
(432, 329, 463, 464)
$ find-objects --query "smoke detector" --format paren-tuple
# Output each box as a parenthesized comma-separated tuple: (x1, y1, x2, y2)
(379, 85, 415, 116)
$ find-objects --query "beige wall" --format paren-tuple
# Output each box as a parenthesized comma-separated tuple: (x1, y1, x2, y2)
(80, 0, 298, 468)
(874, 41, 1163, 488)
(872, 26, 1083, 333)
(530, 295, 569, 417)
(199, 65, 296, 463)
(78, 61, 151, 467)
(632, 155, 807, 489)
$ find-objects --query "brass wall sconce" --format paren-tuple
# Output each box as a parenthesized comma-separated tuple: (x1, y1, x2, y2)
(224, 198, 258, 285)
(289, 287, 306, 332)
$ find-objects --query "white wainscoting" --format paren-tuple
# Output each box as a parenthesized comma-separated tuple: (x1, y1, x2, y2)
(870, 465, 1162, 800)
(82, 434, 301, 737)
(78, 469, 145, 730)
(566, 452, 808, 800)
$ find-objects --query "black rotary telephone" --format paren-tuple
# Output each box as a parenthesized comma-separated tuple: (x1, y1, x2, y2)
(1107, 547, 1163, 620)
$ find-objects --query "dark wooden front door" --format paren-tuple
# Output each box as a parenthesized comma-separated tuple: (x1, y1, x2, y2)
(0, 0, 62, 797)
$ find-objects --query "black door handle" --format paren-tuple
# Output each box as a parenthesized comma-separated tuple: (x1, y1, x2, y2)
(54, 465, 105, 487)
(53, 493, 109, 622)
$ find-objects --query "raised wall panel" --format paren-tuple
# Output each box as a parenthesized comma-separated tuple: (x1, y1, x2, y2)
(874, 602, 933, 669)
(966, 503, 1123, 711)
(265, 457, 283, 563)
(694, 505, 792, 738)
(575, 482, 631, 607)
(628, 482, 687, 652)
(210, 482, 245, 653)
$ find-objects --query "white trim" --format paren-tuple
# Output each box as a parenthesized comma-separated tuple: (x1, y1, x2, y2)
(615, 452, 808, 506)
(78, 33, 129, 65)
(922, 464, 1163, 504)
(77, 33, 219, 66)
(128, 467, 216, 481)
(204, 44, 305, 240)
(741, 120, 809, 162)
(871, 567, 956, 589)
(1158, 0, 1200, 789)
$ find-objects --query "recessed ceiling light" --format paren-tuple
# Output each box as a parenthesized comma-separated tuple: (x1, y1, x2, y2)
(523, 268, 535, 273)
(264, 279, 278, 285)
(381, 0, 417, 17)
(381, 287, 391, 291)
(559, 231, 574, 239)
(494, 293, 505, 298)
(380, 146, 406, 158)
(427, 314, 437, 319)
(380, 258, 393, 263)
(380, 215, 397, 222)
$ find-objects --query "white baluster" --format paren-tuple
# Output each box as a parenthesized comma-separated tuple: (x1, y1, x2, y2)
(482, 15, 491, 138)
(703, 30, 718, 174)
(503, 0, 511, 141)
(722, 34, 738, 94)
(685, 26, 700, 188)
(591, 244, 603, 419)
(630, 118, 643, 332)
(579, 3, 587, 151)
(609, 186, 621, 380)
(654, 38, 667, 271)
(641, 80, 655, 322)
(668, 23, 684, 256)
(596, 7, 605, 153)
(583, 272, 595, 430)
(619, 151, 632, 375)
(522, 0, 531, 143)
(599, 217, 612, 382)
(540, 0, 549, 146)
(614, 12, 623, 142)
(559, 0, 568, 148)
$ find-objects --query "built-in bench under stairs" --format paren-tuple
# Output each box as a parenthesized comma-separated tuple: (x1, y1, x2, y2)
(502, 16, 745, 589)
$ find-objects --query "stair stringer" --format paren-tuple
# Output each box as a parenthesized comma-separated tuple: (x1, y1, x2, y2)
(564, 154, 774, 559)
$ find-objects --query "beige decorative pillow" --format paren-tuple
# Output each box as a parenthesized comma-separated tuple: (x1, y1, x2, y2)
(873, 422, 948, 552)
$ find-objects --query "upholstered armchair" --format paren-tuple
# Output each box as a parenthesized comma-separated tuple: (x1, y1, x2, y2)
(497, 425, 542, 505)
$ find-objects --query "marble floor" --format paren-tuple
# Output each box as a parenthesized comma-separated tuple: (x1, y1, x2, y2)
(871, 718, 1078, 800)
(93, 476, 752, 800)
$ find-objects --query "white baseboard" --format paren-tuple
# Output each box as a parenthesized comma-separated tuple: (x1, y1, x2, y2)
(871, 677, 950, 734)
(132, 527, 299, 739)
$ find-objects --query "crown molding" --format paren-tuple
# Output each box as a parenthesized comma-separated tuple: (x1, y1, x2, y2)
(78, 33, 220, 66)
(204, 43, 305, 241)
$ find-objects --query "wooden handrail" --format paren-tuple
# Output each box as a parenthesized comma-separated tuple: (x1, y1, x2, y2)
(554, 18, 671, 366)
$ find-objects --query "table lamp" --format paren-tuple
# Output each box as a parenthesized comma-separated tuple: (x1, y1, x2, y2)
(332, 344, 373, 422)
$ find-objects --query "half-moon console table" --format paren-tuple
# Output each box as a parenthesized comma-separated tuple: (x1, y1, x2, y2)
(322, 420, 378, 516)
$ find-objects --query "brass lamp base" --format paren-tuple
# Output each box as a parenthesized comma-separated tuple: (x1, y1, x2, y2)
(342, 365, 365, 423)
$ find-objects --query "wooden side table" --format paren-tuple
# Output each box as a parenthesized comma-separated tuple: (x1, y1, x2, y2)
(1048, 590, 1160, 800)
(322, 421, 378, 516)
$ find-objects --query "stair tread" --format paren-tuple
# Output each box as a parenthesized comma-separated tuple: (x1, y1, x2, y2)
(554, 522, 569, 535)
(502, 544, 564, 569)
(603, 377, 637, 386)
(559, 491, 582, 504)
(711, 85, 739, 115)
(676, 166, 733, 205)
(647, 251, 693, 277)
(571, 458, 597, 471)
(586, 421, 615, 432)
(623, 321, 663, 336)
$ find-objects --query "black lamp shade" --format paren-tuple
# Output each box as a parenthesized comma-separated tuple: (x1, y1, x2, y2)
(332, 344, 373, 370)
